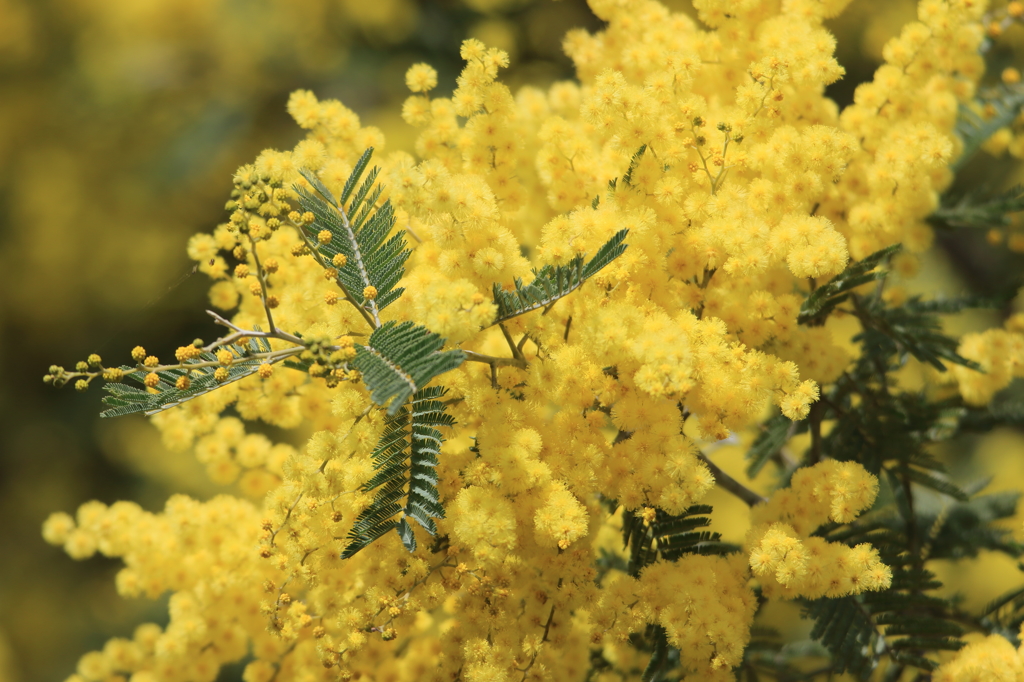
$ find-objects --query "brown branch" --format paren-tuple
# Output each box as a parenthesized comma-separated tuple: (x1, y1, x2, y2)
(698, 452, 766, 507)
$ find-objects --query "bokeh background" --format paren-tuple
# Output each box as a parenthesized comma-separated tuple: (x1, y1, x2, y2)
(1, 0, 1023, 679)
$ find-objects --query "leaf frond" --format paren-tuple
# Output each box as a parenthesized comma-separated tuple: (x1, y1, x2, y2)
(352, 321, 465, 414)
(490, 229, 629, 326)
(341, 386, 454, 559)
(295, 148, 409, 319)
(100, 336, 273, 418)
(952, 84, 1024, 172)
(798, 244, 901, 326)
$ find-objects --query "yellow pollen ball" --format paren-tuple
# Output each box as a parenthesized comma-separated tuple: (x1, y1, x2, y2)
(406, 63, 438, 93)
(234, 264, 250, 278)
(144, 372, 160, 388)
(363, 286, 378, 300)
(332, 253, 347, 267)
(318, 230, 332, 244)
(258, 363, 274, 379)
(176, 376, 191, 390)
(325, 291, 339, 305)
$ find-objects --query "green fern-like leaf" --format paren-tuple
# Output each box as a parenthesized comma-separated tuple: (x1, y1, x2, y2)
(852, 294, 994, 372)
(99, 336, 273, 418)
(295, 148, 409, 317)
(622, 145, 647, 187)
(352, 321, 465, 415)
(490, 229, 629, 326)
(804, 498, 979, 676)
(933, 185, 1024, 230)
(621, 504, 733, 577)
(803, 595, 879, 679)
(641, 625, 669, 682)
(342, 386, 455, 559)
(952, 84, 1024, 172)
(797, 244, 901, 326)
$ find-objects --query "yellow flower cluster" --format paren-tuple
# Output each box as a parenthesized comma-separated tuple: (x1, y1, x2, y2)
(42, 496, 282, 682)
(41, 0, 1010, 678)
(933, 630, 1024, 682)
(943, 313, 1024, 405)
(746, 461, 890, 598)
(752, 459, 881, 532)
(592, 554, 757, 681)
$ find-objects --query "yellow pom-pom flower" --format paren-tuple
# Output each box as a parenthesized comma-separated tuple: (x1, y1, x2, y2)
(405, 63, 438, 93)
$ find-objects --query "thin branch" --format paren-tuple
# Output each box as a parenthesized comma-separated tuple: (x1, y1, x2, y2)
(206, 310, 305, 346)
(698, 452, 766, 507)
(499, 323, 525, 361)
(247, 233, 278, 333)
(463, 350, 528, 370)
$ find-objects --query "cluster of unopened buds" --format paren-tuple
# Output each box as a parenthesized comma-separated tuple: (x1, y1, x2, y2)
(43, 336, 281, 394)
(302, 334, 358, 388)
(986, 1, 1024, 37)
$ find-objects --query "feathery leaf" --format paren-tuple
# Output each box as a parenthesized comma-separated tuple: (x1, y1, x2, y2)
(622, 504, 733, 577)
(798, 244, 900, 326)
(342, 386, 454, 559)
(490, 229, 628, 326)
(295, 148, 410, 318)
(622, 145, 648, 187)
(952, 84, 1024, 172)
(100, 336, 273, 418)
(933, 185, 1024, 230)
(352, 321, 465, 415)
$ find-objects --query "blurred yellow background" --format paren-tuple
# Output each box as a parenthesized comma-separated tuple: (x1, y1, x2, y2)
(2, 0, 1024, 680)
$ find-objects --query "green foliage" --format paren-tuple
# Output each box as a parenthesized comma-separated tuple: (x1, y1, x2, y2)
(99, 336, 272, 418)
(614, 502, 736, 682)
(802, 497, 973, 677)
(352, 321, 465, 415)
(490, 229, 629, 326)
(620, 504, 735, 578)
(342, 386, 455, 559)
(933, 184, 1024, 230)
(53, 147, 633, 562)
(797, 244, 900, 326)
(296, 148, 408, 315)
(641, 625, 669, 682)
(849, 293, 1002, 372)
(739, 248, 1024, 679)
(622, 145, 648, 187)
(952, 83, 1024, 172)
(979, 580, 1024, 641)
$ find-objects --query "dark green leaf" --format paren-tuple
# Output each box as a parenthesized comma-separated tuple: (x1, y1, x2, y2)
(342, 386, 455, 559)
(490, 229, 628, 326)
(100, 336, 273, 418)
(352, 321, 465, 415)
(798, 244, 900, 325)
(296, 148, 409, 317)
